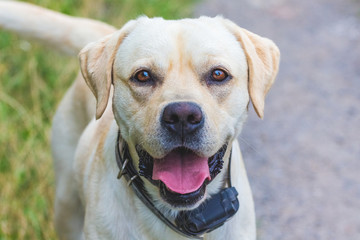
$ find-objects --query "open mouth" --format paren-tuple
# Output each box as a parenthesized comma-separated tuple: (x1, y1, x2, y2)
(137, 145, 227, 207)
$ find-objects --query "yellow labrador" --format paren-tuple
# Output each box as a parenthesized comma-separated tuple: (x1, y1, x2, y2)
(0, 2, 279, 239)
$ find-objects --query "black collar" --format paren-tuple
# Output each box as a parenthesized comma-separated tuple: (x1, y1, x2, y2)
(115, 131, 239, 239)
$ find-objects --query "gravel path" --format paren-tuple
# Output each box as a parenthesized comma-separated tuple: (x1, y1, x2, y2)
(195, 0, 360, 239)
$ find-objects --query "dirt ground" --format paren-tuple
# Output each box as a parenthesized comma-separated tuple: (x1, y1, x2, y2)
(195, 0, 360, 239)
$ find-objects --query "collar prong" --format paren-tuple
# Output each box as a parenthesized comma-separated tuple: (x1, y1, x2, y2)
(117, 158, 129, 179)
(127, 175, 139, 187)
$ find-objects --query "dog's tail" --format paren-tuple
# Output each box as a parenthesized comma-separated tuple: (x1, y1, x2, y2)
(0, 1, 116, 55)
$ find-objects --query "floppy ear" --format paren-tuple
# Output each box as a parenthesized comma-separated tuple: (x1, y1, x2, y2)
(222, 19, 280, 119)
(79, 20, 136, 119)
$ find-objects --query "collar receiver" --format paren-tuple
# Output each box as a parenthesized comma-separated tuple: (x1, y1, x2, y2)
(175, 187, 239, 236)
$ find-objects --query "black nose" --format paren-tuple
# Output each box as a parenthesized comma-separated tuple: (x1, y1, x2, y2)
(161, 102, 204, 137)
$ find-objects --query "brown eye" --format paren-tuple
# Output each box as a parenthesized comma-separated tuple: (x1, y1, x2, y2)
(211, 69, 228, 81)
(135, 70, 151, 82)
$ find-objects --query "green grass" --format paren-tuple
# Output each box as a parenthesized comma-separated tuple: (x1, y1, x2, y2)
(0, 0, 195, 239)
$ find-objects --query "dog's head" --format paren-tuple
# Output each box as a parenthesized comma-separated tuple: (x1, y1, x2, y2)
(79, 17, 279, 211)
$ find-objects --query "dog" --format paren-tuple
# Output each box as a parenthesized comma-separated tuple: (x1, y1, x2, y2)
(0, 1, 280, 239)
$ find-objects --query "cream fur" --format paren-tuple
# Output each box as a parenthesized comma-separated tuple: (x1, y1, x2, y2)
(0, 2, 280, 239)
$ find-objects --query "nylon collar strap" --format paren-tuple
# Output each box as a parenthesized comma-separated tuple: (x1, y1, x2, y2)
(114, 131, 234, 239)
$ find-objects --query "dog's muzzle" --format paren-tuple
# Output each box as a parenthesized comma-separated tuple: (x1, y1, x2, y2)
(134, 101, 227, 207)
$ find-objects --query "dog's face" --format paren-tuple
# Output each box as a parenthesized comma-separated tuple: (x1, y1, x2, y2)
(79, 17, 279, 210)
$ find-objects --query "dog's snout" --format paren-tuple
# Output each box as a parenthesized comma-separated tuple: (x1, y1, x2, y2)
(162, 102, 204, 137)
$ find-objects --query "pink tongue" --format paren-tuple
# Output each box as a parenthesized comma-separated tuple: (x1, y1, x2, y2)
(152, 150, 210, 194)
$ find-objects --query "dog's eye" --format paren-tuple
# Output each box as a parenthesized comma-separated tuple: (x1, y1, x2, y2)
(211, 69, 228, 81)
(134, 70, 152, 82)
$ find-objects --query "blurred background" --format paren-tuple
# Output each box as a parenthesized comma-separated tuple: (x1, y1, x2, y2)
(0, 0, 359, 239)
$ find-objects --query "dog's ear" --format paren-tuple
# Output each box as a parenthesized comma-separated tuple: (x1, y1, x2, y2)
(79, 20, 136, 119)
(222, 19, 280, 119)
